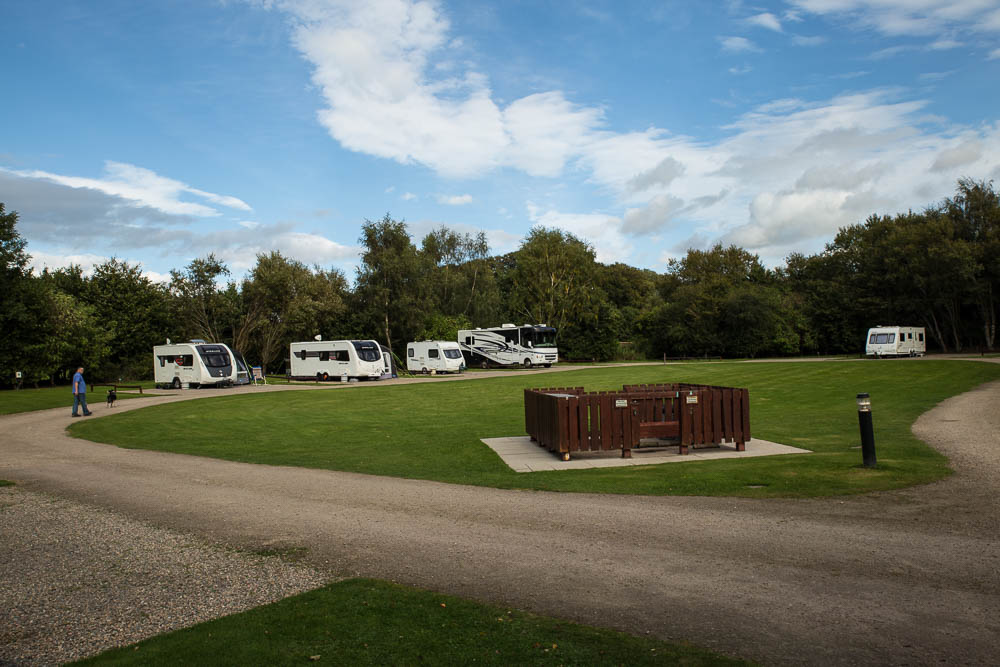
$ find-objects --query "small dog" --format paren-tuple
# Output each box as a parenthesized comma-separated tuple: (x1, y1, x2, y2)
(106, 389, 117, 408)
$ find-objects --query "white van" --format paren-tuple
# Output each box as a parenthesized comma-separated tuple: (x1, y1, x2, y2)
(406, 341, 465, 374)
(866, 326, 926, 358)
(289, 339, 384, 381)
(153, 342, 239, 389)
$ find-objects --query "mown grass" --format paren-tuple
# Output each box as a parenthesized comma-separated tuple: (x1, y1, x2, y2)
(69, 360, 1000, 497)
(0, 383, 152, 415)
(71, 578, 748, 666)
(0, 480, 13, 487)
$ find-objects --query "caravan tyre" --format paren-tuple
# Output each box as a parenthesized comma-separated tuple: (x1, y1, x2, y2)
(172, 378, 181, 390)
(421, 367, 428, 374)
(322, 372, 329, 381)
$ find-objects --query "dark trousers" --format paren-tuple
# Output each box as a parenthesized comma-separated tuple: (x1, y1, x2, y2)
(72, 393, 90, 416)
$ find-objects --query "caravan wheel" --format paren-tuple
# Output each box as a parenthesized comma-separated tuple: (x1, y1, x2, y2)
(321, 372, 329, 381)
(172, 378, 181, 390)
(421, 367, 428, 374)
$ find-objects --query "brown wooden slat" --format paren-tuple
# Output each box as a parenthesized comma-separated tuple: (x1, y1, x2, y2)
(566, 396, 579, 452)
(600, 394, 612, 451)
(712, 388, 722, 444)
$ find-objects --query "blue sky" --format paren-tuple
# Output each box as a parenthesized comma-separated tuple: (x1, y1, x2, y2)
(2, 0, 999, 282)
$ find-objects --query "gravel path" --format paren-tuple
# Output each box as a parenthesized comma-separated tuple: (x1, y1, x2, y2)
(1, 360, 999, 665)
(0, 491, 327, 666)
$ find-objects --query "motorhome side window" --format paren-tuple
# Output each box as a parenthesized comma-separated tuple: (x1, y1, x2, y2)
(429, 349, 439, 358)
(502, 330, 519, 344)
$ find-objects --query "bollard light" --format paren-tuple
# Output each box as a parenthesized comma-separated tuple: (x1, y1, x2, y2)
(856, 392, 877, 467)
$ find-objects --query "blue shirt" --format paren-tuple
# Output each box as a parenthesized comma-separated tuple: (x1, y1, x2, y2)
(73, 371, 86, 394)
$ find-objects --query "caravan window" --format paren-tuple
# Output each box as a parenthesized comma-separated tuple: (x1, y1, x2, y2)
(444, 349, 462, 359)
(175, 355, 193, 366)
(408, 348, 414, 357)
(919, 332, 924, 342)
(319, 351, 330, 362)
(873, 333, 894, 344)
(869, 334, 877, 344)
(352, 341, 381, 362)
(429, 349, 439, 358)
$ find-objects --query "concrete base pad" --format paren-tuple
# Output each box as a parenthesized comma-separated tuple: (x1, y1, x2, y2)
(481, 436, 811, 473)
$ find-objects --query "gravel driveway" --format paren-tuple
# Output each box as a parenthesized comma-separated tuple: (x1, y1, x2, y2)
(2, 362, 999, 665)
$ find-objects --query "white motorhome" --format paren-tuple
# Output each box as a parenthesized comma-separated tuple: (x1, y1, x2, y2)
(406, 340, 466, 374)
(866, 326, 926, 358)
(288, 339, 384, 381)
(153, 341, 239, 389)
(458, 324, 558, 368)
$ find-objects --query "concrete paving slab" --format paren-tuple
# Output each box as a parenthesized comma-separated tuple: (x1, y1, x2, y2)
(481, 436, 810, 473)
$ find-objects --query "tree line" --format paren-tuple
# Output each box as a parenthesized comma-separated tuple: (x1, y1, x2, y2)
(1, 178, 997, 386)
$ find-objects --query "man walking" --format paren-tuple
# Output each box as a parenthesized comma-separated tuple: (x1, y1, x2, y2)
(72, 366, 93, 417)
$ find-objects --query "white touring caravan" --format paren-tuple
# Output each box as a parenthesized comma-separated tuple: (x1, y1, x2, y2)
(153, 341, 239, 389)
(288, 339, 385, 381)
(458, 324, 558, 368)
(866, 326, 926, 358)
(406, 341, 466, 374)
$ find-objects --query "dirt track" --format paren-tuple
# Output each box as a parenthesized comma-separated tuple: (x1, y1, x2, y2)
(2, 362, 999, 665)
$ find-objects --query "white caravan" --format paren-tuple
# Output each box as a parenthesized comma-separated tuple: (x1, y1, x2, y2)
(288, 339, 384, 381)
(866, 326, 926, 358)
(458, 324, 558, 368)
(406, 341, 466, 374)
(153, 341, 239, 389)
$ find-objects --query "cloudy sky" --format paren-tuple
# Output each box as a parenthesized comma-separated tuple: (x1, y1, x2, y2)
(3, 0, 999, 282)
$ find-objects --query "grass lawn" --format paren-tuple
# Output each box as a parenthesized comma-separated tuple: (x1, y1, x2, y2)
(69, 360, 1000, 497)
(71, 578, 747, 666)
(0, 383, 153, 415)
(0, 480, 13, 487)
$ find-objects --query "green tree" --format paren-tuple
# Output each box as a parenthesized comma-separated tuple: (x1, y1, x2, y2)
(242, 252, 348, 372)
(355, 214, 430, 355)
(168, 254, 232, 344)
(86, 258, 173, 379)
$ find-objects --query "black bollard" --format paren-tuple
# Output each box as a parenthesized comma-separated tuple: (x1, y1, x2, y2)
(856, 393, 877, 467)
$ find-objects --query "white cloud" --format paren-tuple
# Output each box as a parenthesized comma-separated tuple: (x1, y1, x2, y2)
(401, 191, 418, 201)
(436, 193, 473, 205)
(788, 1, 1000, 38)
(989, 47, 1000, 58)
(792, 35, 827, 46)
(719, 36, 761, 53)
(282, 0, 604, 179)
(929, 39, 962, 49)
(2, 162, 250, 217)
(747, 12, 782, 32)
(526, 203, 631, 264)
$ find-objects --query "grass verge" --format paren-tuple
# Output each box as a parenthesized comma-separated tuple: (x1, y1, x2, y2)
(0, 383, 154, 415)
(69, 360, 1000, 497)
(71, 578, 747, 666)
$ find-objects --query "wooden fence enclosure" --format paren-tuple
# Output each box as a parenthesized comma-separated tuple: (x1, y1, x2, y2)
(524, 383, 750, 460)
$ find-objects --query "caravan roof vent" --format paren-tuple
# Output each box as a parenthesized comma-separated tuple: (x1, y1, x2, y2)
(502, 323, 516, 328)
(189, 339, 207, 344)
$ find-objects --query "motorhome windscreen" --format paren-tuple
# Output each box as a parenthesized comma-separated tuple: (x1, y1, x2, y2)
(197, 346, 231, 367)
(522, 327, 556, 348)
(352, 341, 381, 362)
(444, 349, 462, 359)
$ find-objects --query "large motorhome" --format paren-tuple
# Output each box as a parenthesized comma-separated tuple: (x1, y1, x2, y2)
(153, 341, 239, 389)
(866, 326, 926, 358)
(288, 339, 384, 381)
(406, 340, 465, 374)
(458, 324, 558, 368)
